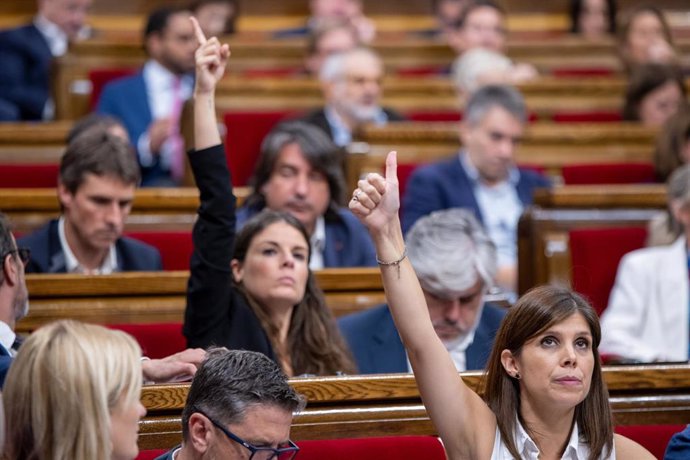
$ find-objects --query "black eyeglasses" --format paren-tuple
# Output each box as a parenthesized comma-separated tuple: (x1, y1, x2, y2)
(196, 409, 299, 460)
(2, 248, 30, 267)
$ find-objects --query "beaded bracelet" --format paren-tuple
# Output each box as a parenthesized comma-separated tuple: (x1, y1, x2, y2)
(376, 247, 407, 279)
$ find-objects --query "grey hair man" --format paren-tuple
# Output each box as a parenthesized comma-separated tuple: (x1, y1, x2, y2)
(301, 47, 405, 147)
(402, 84, 551, 293)
(156, 348, 305, 460)
(338, 208, 507, 374)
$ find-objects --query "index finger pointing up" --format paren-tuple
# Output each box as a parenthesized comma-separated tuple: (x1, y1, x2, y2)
(190, 16, 207, 45)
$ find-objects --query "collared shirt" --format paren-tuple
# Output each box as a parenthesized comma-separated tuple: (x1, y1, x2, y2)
(460, 152, 522, 268)
(406, 328, 477, 373)
(34, 14, 68, 57)
(324, 105, 389, 147)
(138, 60, 194, 168)
(491, 421, 615, 459)
(309, 216, 326, 270)
(0, 321, 16, 357)
(58, 216, 118, 274)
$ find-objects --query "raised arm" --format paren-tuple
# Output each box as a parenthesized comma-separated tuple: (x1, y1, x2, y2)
(350, 152, 496, 459)
(192, 16, 229, 150)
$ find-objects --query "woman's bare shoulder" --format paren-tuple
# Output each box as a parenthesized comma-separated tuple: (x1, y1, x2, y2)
(613, 433, 655, 459)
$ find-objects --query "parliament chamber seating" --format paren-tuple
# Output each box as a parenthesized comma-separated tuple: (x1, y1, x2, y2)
(561, 162, 656, 185)
(107, 322, 186, 360)
(125, 231, 193, 271)
(296, 436, 446, 460)
(0, 164, 59, 188)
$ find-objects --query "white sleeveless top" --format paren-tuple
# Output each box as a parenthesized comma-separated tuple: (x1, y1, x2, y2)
(490, 421, 616, 460)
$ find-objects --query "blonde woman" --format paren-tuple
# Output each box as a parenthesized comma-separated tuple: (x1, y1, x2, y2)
(3, 320, 146, 460)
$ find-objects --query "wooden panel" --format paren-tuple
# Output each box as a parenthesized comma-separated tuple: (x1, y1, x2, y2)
(533, 184, 667, 208)
(137, 364, 690, 448)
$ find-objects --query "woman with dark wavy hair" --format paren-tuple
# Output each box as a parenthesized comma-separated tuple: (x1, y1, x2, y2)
(348, 151, 653, 459)
(183, 18, 355, 377)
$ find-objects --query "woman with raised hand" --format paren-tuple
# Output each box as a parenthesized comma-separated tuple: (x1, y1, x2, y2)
(184, 18, 354, 377)
(349, 152, 653, 459)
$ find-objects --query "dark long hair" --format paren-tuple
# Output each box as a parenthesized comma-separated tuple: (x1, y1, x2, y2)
(569, 0, 617, 35)
(482, 286, 613, 460)
(232, 210, 356, 376)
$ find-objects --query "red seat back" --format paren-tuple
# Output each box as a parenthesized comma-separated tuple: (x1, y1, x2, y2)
(223, 111, 295, 186)
(405, 110, 462, 122)
(562, 162, 656, 185)
(136, 449, 168, 460)
(615, 424, 686, 460)
(89, 68, 137, 109)
(569, 227, 647, 315)
(551, 111, 622, 123)
(0, 164, 59, 188)
(297, 436, 446, 460)
(551, 68, 616, 78)
(125, 231, 192, 271)
(108, 322, 185, 359)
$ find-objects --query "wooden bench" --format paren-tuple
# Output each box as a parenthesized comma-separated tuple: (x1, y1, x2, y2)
(137, 364, 690, 449)
(18, 268, 386, 334)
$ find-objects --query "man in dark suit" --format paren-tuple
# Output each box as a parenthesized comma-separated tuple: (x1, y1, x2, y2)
(339, 208, 506, 374)
(97, 6, 197, 186)
(402, 84, 550, 293)
(155, 349, 303, 460)
(0, 0, 92, 120)
(18, 130, 162, 274)
(0, 211, 204, 387)
(239, 121, 376, 268)
(301, 47, 405, 147)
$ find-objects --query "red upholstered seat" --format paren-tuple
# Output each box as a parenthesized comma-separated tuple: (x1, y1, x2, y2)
(108, 322, 185, 359)
(223, 111, 296, 186)
(405, 110, 462, 122)
(241, 67, 303, 78)
(551, 111, 622, 123)
(136, 449, 168, 460)
(396, 65, 446, 77)
(551, 68, 616, 77)
(615, 424, 686, 460)
(561, 162, 656, 185)
(125, 231, 192, 271)
(89, 67, 137, 109)
(297, 436, 446, 460)
(569, 227, 647, 315)
(0, 164, 59, 188)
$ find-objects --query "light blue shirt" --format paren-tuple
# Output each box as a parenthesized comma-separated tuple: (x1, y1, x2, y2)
(460, 152, 522, 268)
(324, 106, 389, 147)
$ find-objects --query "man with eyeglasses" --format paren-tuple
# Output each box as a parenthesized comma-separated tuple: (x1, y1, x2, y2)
(302, 47, 405, 148)
(338, 208, 507, 374)
(156, 348, 305, 460)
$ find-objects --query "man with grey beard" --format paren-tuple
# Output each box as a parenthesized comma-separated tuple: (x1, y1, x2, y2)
(301, 47, 405, 147)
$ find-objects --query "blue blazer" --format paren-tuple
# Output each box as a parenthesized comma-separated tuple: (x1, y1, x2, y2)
(0, 24, 53, 120)
(18, 220, 162, 273)
(338, 303, 506, 374)
(401, 154, 551, 233)
(97, 72, 173, 186)
(0, 344, 13, 388)
(236, 206, 377, 268)
(665, 425, 690, 460)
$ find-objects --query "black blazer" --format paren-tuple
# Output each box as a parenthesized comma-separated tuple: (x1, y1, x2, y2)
(300, 107, 406, 142)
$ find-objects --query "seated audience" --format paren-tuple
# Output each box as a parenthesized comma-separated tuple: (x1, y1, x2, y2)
(98, 6, 197, 187)
(622, 64, 687, 128)
(452, 48, 537, 96)
(618, 5, 677, 73)
(446, 0, 506, 55)
(304, 47, 405, 147)
(155, 348, 304, 459)
(1, 212, 204, 387)
(600, 164, 690, 363)
(304, 20, 359, 76)
(184, 20, 356, 376)
(430, 0, 470, 39)
(348, 151, 653, 459)
(402, 85, 551, 293)
(3, 320, 146, 459)
(18, 133, 161, 274)
(190, 0, 238, 37)
(0, 0, 91, 121)
(666, 425, 690, 460)
(275, 0, 375, 43)
(339, 209, 506, 374)
(239, 121, 376, 268)
(569, 0, 617, 39)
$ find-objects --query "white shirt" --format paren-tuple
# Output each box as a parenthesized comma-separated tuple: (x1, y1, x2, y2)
(324, 105, 389, 147)
(33, 14, 68, 57)
(461, 152, 522, 268)
(138, 60, 194, 168)
(58, 216, 118, 274)
(0, 321, 17, 357)
(406, 325, 477, 372)
(309, 216, 326, 270)
(491, 421, 615, 460)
